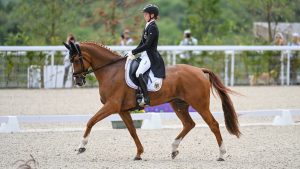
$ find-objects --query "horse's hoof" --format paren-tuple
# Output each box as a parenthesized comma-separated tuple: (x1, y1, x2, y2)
(171, 151, 179, 159)
(217, 157, 225, 161)
(76, 147, 86, 154)
(134, 156, 142, 161)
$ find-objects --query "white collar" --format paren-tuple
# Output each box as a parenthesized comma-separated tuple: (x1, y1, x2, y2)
(145, 19, 155, 29)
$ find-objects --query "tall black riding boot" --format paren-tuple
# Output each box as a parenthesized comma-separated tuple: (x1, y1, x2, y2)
(137, 74, 150, 106)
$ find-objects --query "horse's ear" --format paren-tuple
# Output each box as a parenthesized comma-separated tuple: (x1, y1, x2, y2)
(69, 41, 78, 54)
(75, 43, 81, 54)
(63, 42, 70, 50)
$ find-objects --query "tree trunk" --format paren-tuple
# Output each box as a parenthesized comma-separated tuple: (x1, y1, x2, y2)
(266, 1, 273, 43)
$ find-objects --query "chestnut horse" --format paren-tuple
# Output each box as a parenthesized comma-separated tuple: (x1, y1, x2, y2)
(63, 41, 241, 161)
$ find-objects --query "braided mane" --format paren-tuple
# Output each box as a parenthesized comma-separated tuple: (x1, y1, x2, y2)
(80, 41, 122, 57)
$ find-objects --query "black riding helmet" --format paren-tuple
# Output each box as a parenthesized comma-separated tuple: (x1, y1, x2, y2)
(142, 4, 159, 18)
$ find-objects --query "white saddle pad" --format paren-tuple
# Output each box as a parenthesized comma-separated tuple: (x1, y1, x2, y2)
(125, 59, 162, 92)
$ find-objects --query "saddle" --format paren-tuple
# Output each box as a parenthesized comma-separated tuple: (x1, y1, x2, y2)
(128, 58, 150, 87)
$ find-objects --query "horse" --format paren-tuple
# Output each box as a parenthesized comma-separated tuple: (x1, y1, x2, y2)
(63, 41, 241, 161)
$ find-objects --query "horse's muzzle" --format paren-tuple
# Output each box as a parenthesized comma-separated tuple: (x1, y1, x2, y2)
(74, 76, 86, 86)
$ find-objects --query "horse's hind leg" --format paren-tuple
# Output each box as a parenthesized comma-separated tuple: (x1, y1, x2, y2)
(192, 103, 226, 161)
(170, 99, 196, 159)
(119, 111, 144, 160)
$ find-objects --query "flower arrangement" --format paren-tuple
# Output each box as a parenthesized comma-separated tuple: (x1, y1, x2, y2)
(111, 109, 145, 129)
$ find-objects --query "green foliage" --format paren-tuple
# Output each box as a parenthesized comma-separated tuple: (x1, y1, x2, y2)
(1, 0, 86, 45)
(157, 18, 182, 45)
(5, 32, 30, 45)
(1, 0, 300, 45)
(85, 74, 97, 87)
(3, 53, 14, 85)
(185, 0, 222, 43)
(243, 0, 299, 42)
(1, 0, 300, 87)
(0, 51, 48, 88)
(184, 0, 300, 45)
(178, 51, 225, 75)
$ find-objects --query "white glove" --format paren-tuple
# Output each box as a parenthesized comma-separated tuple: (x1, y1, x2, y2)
(125, 51, 136, 60)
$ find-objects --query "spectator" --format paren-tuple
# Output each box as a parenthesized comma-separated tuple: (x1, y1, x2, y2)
(272, 32, 285, 46)
(179, 29, 198, 59)
(288, 33, 300, 46)
(63, 34, 76, 87)
(179, 29, 198, 46)
(120, 29, 134, 46)
(288, 33, 300, 85)
(271, 32, 286, 84)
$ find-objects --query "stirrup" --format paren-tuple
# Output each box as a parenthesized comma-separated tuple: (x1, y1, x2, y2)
(138, 98, 146, 107)
(138, 96, 149, 107)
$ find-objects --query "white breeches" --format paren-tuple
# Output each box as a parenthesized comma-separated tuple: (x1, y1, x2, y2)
(135, 51, 151, 78)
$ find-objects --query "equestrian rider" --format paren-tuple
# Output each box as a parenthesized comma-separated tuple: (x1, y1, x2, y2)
(126, 4, 166, 106)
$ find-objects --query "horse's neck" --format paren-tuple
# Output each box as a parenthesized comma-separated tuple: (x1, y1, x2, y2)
(92, 58, 125, 91)
(81, 43, 121, 68)
(81, 43, 124, 84)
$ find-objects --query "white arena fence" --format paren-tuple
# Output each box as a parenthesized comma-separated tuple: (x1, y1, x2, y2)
(0, 109, 300, 133)
(0, 45, 300, 88)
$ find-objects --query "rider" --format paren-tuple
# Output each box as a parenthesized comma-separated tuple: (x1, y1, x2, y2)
(126, 4, 166, 106)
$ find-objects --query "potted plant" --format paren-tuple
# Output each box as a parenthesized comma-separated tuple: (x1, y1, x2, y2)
(111, 109, 145, 129)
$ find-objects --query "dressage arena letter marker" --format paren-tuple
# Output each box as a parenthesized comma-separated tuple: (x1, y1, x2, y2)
(272, 110, 294, 126)
(0, 116, 20, 133)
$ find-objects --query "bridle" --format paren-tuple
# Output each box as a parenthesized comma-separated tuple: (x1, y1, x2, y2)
(70, 43, 126, 78)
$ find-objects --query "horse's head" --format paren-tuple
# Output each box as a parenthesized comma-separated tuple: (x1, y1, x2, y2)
(63, 41, 91, 86)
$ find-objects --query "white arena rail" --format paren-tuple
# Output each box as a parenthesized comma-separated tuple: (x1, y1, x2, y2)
(1, 45, 300, 51)
(0, 109, 300, 133)
(1, 45, 300, 86)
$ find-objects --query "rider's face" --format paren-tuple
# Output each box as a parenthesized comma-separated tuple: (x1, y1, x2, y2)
(143, 12, 154, 22)
(143, 12, 150, 22)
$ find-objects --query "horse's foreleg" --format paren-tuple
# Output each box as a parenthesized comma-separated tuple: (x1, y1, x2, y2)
(170, 100, 195, 159)
(76, 103, 115, 154)
(119, 111, 144, 160)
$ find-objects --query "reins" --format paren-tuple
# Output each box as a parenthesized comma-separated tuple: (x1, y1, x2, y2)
(77, 56, 127, 76)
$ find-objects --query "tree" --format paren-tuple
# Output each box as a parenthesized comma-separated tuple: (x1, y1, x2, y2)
(0, 0, 22, 45)
(246, 0, 298, 42)
(12, 0, 79, 45)
(185, 0, 222, 43)
(83, 0, 145, 44)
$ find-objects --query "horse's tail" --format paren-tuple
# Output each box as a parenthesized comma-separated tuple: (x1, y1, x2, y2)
(202, 68, 241, 138)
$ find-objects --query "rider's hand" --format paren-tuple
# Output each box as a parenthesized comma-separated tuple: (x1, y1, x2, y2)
(125, 51, 136, 60)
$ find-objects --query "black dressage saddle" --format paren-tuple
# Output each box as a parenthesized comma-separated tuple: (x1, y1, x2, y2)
(129, 58, 150, 86)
